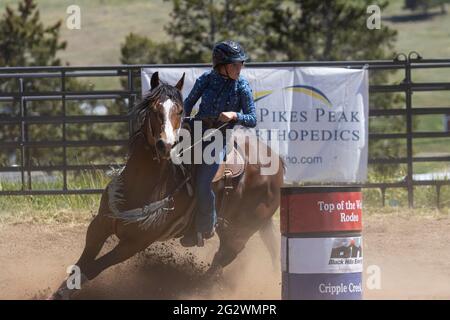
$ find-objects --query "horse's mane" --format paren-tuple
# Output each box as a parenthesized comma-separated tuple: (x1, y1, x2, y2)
(128, 81, 183, 151)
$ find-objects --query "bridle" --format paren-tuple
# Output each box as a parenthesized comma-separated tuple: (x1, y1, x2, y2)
(142, 106, 162, 163)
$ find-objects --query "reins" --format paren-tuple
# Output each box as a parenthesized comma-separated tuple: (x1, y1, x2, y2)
(174, 119, 229, 158)
(114, 104, 231, 230)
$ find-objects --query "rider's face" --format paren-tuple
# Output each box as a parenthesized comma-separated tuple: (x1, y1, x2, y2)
(225, 62, 244, 80)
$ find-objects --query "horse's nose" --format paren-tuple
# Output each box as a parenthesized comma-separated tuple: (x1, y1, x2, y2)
(156, 139, 172, 157)
(156, 139, 166, 152)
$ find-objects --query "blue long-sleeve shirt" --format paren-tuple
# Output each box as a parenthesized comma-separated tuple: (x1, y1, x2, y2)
(183, 69, 257, 128)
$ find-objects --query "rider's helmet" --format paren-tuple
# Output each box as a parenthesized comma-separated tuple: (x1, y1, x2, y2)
(212, 40, 249, 68)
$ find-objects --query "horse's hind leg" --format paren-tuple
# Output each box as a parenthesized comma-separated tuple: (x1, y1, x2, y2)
(208, 212, 279, 276)
(207, 227, 251, 277)
(259, 218, 279, 271)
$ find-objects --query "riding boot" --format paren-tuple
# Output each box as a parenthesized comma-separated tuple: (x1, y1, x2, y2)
(179, 229, 199, 247)
(180, 227, 215, 247)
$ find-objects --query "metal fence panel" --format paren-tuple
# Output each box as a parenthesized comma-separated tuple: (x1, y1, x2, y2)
(1, 55, 449, 207)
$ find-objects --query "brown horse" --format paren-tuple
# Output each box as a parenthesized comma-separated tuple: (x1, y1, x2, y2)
(51, 72, 284, 299)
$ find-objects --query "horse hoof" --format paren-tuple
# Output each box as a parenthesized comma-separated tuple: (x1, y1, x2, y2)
(48, 287, 74, 300)
(47, 292, 63, 300)
(205, 265, 223, 281)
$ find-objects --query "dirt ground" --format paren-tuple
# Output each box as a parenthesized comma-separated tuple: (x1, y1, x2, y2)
(0, 213, 449, 300)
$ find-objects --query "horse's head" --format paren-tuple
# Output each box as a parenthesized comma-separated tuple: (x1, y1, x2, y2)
(138, 72, 185, 159)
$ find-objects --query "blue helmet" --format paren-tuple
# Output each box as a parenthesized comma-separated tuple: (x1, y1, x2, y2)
(212, 40, 248, 68)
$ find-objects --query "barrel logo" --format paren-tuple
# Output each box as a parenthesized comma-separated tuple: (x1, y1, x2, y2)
(329, 238, 363, 266)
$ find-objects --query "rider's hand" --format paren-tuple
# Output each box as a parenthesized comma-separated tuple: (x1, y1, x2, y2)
(218, 111, 237, 122)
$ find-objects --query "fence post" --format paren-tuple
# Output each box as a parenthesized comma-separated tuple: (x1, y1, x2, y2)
(436, 184, 441, 209)
(381, 187, 386, 207)
(405, 53, 415, 208)
(61, 70, 68, 191)
(19, 78, 26, 191)
(127, 69, 135, 140)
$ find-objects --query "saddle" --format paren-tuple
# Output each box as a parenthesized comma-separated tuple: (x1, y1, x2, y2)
(182, 117, 246, 184)
(212, 144, 245, 183)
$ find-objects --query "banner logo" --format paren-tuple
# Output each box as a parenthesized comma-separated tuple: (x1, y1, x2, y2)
(254, 85, 332, 108)
(329, 238, 363, 266)
(285, 85, 332, 107)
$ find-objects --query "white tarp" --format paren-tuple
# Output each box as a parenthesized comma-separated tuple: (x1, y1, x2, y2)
(142, 67, 368, 183)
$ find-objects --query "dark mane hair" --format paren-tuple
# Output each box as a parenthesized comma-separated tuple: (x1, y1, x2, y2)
(128, 81, 183, 150)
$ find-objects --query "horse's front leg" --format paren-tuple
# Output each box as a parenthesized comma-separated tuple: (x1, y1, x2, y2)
(84, 238, 150, 281)
(51, 237, 150, 300)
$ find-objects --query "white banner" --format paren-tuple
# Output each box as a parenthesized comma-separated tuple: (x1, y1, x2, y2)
(282, 236, 363, 274)
(142, 67, 368, 183)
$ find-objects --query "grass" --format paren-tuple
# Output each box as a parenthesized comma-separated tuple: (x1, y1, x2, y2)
(1, 190, 448, 225)
(375, 0, 450, 167)
(3, 0, 172, 66)
(0, 168, 449, 225)
(384, 0, 450, 59)
(384, 0, 450, 106)
(363, 205, 449, 218)
(3, 0, 173, 90)
(0, 169, 108, 224)
(0, 208, 94, 225)
(363, 185, 450, 208)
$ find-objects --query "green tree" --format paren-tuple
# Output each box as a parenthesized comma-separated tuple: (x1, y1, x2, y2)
(120, 33, 181, 90)
(120, 0, 280, 65)
(0, 0, 66, 168)
(120, 33, 179, 65)
(164, 0, 279, 62)
(0, 0, 66, 67)
(0, 0, 122, 176)
(264, 0, 406, 178)
(264, 0, 397, 61)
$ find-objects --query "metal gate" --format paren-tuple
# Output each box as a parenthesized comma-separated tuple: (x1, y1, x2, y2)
(1, 53, 449, 207)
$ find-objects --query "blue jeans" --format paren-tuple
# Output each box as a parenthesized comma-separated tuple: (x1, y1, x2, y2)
(194, 132, 226, 234)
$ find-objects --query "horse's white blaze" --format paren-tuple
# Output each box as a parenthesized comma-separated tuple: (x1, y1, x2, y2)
(162, 98, 176, 144)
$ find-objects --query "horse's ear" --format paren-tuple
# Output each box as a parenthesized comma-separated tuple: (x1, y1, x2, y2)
(175, 72, 185, 91)
(151, 72, 159, 90)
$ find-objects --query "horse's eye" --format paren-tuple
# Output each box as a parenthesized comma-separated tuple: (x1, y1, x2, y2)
(177, 109, 184, 116)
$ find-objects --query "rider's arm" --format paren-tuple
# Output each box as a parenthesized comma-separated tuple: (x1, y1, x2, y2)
(235, 79, 257, 128)
(183, 72, 209, 116)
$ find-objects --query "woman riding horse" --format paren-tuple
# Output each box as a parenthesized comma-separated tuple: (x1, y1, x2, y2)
(180, 40, 256, 247)
(50, 42, 282, 300)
